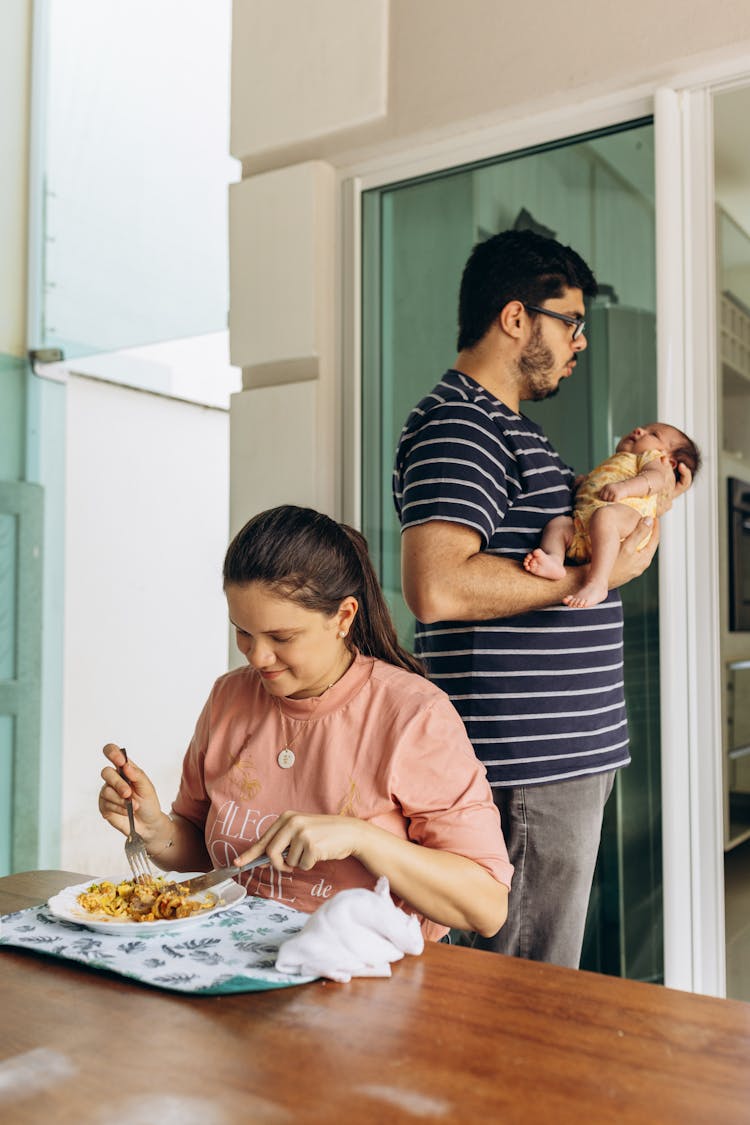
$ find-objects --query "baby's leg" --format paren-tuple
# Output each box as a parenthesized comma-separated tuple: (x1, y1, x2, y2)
(564, 504, 641, 608)
(524, 516, 574, 580)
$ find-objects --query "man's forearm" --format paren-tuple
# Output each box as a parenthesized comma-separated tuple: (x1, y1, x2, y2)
(404, 551, 588, 623)
(400, 518, 655, 625)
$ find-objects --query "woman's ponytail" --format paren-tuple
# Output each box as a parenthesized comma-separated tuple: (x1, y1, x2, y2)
(339, 525, 425, 677)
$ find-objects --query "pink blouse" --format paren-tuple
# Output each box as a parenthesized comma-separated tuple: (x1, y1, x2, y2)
(172, 652, 513, 941)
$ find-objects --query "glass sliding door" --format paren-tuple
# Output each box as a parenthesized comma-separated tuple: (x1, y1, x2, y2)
(715, 84, 750, 1003)
(362, 119, 662, 980)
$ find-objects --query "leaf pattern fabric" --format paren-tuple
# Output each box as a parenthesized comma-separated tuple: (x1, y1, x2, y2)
(0, 896, 318, 993)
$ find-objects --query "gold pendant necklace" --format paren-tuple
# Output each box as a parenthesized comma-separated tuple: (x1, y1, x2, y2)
(276, 708, 298, 769)
(277, 746, 296, 769)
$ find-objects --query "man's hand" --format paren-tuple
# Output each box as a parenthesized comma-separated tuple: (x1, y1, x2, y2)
(607, 517, 660, 590)
(665, 462, 693, 509)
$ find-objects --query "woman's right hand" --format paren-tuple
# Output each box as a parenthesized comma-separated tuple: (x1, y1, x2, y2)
(98, 743, 164, 842)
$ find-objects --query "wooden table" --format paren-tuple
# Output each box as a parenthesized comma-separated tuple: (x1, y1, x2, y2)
(2, 871, 750, 1124)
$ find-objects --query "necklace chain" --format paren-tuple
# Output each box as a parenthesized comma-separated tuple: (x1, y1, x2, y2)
(274, 699, 316, 751)
(269, 651, 355, 769)
(272, 682, 334, 768)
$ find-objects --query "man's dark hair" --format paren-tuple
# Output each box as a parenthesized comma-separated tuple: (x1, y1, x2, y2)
(456, 229, 598, 350)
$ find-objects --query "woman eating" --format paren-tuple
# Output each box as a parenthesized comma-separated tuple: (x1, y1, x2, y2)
(98, 505, 512, 942)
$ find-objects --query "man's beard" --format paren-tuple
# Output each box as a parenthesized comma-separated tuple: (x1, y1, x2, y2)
(518, 321, 564, 401)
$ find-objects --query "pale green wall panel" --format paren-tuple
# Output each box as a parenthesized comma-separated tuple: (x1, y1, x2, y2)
(0, 353, 26, 481)
(25, 372, 65, 868)
(0, 480, 44, 874)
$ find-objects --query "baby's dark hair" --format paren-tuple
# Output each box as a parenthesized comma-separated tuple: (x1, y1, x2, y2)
(223, 505, 425, 677)
(671, 429, 702, 481)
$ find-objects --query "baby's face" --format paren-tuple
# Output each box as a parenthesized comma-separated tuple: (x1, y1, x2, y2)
(616, 423, 680, 457)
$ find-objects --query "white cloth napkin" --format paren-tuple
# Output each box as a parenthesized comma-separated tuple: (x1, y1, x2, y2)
(275, 876, 425, 983)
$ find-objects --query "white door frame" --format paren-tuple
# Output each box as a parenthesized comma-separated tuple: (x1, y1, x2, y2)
(339, 58, 750, 996)
(654, 85, 724, 996)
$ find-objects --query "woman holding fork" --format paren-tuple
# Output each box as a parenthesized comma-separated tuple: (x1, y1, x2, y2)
(98, 505, 512, 943)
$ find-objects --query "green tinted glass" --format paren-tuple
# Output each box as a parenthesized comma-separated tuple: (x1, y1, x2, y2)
(362, 119, 661, 982)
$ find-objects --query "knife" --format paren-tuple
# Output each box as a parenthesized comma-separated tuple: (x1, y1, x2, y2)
(178, 854, 277, 895)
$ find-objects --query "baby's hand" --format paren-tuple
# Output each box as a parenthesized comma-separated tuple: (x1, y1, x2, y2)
(599, 479, 628, 502)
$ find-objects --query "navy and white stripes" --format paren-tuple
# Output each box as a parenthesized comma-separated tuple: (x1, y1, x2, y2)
(393, 369, 630, 787)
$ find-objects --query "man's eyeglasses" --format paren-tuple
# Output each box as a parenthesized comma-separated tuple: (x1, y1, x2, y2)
(523, 303, 586, 341)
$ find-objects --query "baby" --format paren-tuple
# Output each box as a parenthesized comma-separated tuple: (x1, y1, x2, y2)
(524, 422, 701, 608)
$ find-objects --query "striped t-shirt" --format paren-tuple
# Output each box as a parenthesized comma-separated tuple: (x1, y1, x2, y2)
(393, 369, 630, 788)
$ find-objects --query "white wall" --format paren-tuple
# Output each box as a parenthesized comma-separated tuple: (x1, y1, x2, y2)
(0, 3, 238, 876)
(61, 375, 231, 873)
(228, 1, 750, 531)
(232, 0, 750, 173)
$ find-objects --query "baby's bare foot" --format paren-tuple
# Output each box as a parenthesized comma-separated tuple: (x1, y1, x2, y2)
(563, 580, 609, 608)
(523, 548, 566, 580)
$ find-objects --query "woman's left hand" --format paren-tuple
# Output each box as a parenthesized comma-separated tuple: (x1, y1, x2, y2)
(236, 811, 367, 872)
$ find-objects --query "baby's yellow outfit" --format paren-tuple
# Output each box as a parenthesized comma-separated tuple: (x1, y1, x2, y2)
(567, 449, 666, 563)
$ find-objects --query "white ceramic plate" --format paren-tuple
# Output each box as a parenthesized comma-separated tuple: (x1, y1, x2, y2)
(47, 873, 247, 935)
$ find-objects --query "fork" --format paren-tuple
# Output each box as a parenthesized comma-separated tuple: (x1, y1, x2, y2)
(118, 748, 154, 882)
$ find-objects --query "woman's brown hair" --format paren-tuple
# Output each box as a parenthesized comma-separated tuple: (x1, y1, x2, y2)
(223, 505, 425, 677)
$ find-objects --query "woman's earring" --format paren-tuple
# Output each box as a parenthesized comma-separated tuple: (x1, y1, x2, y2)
(338, 630, 346, 639)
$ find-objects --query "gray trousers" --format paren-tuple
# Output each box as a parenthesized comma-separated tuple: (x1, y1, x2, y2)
(473, 770, 616, 969)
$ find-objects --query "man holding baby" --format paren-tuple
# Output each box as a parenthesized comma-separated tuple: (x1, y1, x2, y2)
(393, 229, 692, 968)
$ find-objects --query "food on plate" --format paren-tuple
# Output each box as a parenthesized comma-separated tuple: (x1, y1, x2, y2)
(76, 875, 217, 923)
